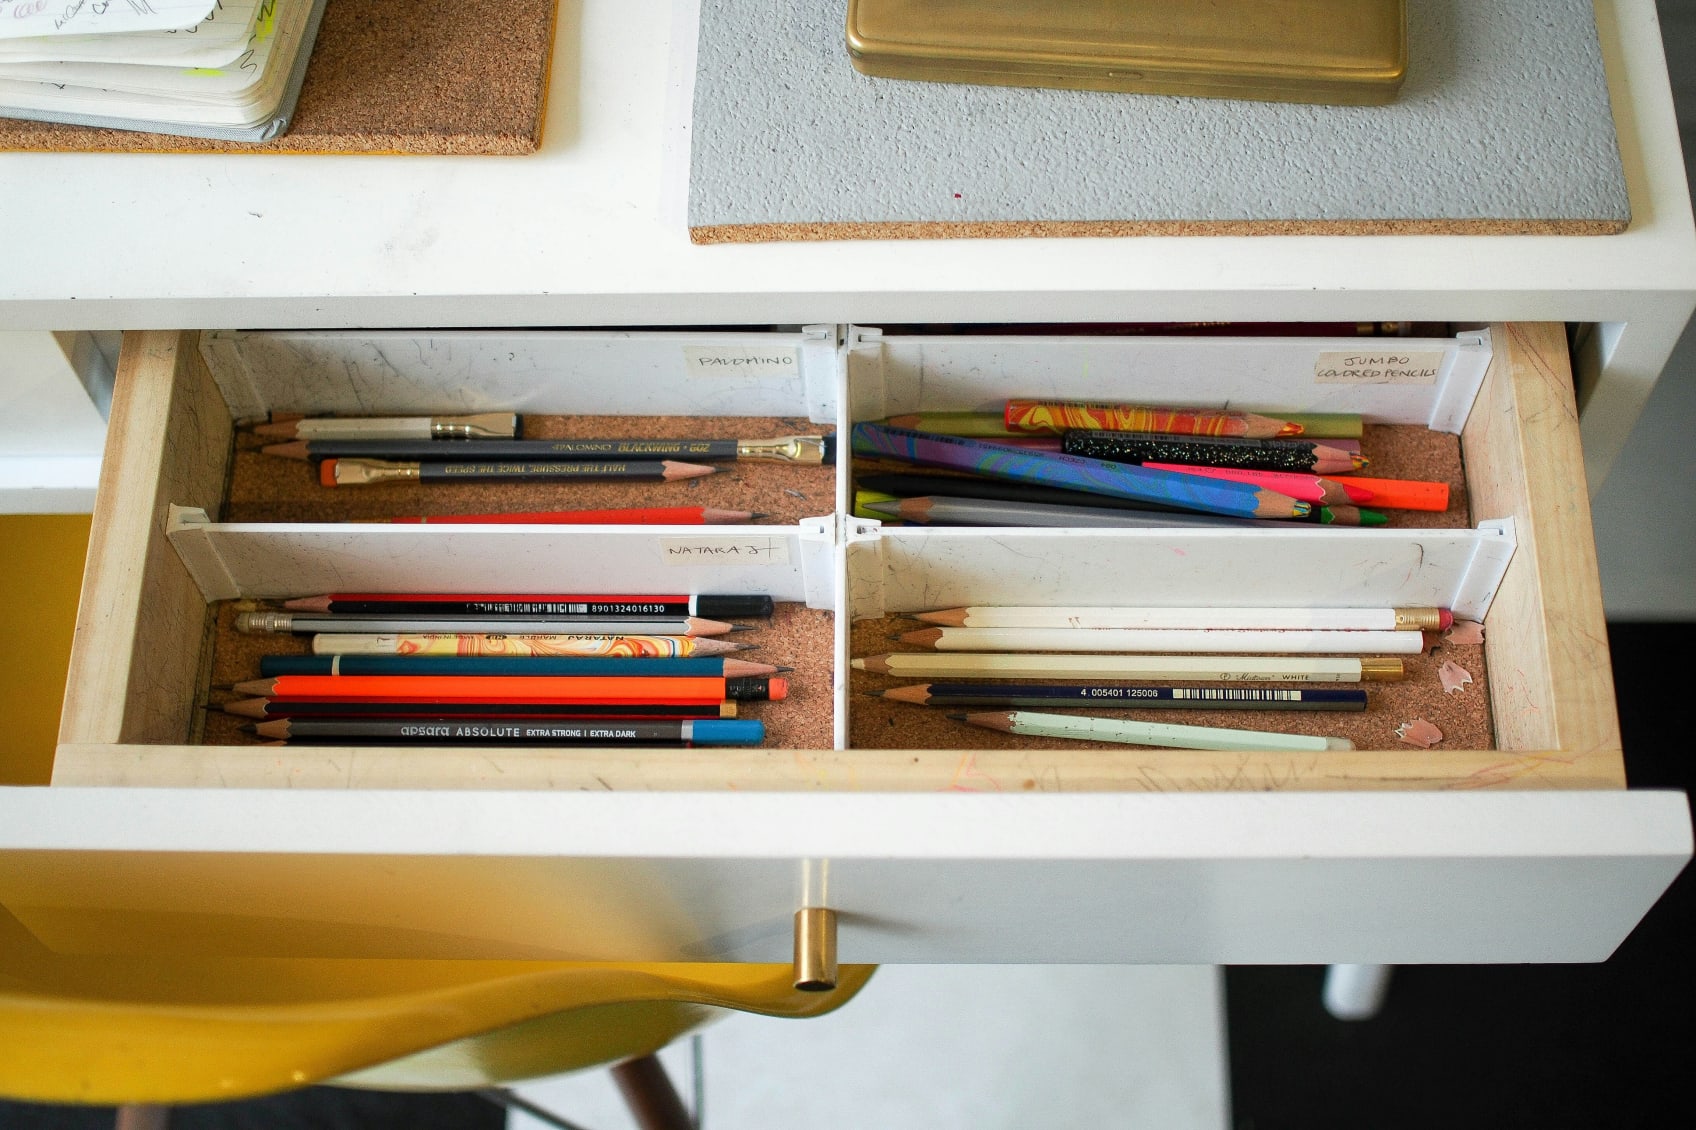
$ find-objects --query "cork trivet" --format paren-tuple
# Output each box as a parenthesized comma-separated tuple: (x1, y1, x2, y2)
(691, 218, 1625, 245)
(224, 415, 836, 526)
(201, 599, 837, 751)
(0, 0, 556, 156)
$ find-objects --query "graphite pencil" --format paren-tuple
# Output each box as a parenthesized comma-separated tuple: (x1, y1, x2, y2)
(852, 653, 1406, 682)
(235, 612, 742, 636)
(259, 655, 785, 678)
(267, 435, 833, 465)
(949, 709, 1355, 752)
(894, 626, 1425, 655)
(851, 423, 1311, 519)
(318, 459, 717, 487)
(1060, 431, 1366, 475)
(308, 634, 752, 658)
(911, 606, 1450, 631)
(875, 683, 1368, 710)
(281, 593, 774, 618)
(248, 718, 767, 745)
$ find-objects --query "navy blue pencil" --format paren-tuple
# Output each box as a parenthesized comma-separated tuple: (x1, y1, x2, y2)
(258, 655, 784, 678)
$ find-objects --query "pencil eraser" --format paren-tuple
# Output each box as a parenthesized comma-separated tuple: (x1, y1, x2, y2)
(319, 459, 339, 487)
(1438, 609, 1454, 630)
(768, 676, 789, 701)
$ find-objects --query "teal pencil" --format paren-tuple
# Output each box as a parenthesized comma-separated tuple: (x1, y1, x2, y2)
(949, 709, 1355, 752)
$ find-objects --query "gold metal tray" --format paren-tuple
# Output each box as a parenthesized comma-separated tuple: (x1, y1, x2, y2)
(845, 0, 1406, 105)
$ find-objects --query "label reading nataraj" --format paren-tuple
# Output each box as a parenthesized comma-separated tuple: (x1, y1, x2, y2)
(1314, 350, 1446, 385)
(659, 537, 791, 565)
(682, 346, 801, 378)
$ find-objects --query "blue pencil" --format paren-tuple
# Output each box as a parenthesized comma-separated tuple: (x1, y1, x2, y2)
(850, 423, 1311, 519)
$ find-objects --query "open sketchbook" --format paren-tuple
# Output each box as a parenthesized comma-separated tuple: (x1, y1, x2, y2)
(0, 0, 327, 142)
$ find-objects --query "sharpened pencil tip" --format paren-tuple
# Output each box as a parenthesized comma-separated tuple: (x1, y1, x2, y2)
(729, 624, 758, 632)
(945, 713, 968, 721)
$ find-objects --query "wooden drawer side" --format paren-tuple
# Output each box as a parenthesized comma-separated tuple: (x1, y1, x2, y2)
(57, 332, 232, 748)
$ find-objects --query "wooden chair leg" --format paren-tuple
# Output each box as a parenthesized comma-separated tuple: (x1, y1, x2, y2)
(610, 1053, 695, 1130)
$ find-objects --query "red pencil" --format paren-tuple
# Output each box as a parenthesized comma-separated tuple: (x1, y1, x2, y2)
(1140, 462, 1374, 506)
(375, 507, 762, 524)
(228, 674, 787, 704)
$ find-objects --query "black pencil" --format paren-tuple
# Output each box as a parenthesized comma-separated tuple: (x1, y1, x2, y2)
(1060, 431, 1367, 475)
(873, 683, 1368, 711)
(267, 435, 833, 465)
(317, 458, 717, 487)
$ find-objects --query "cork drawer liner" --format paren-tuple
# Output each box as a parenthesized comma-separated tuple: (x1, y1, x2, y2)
(53, 322, 1625, 794)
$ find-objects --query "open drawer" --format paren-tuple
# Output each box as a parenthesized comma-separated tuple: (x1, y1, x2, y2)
(0, 323, 1687, 967)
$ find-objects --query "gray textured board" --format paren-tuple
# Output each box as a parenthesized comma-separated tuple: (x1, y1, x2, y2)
(687, 0, 1631, 241)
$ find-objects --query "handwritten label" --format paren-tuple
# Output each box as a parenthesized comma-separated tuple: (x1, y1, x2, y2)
(659, 537, 791, 565)
(0, 0, 217, 40)
(1314, 350, 1445, 385)
(682, 346, 801, 378)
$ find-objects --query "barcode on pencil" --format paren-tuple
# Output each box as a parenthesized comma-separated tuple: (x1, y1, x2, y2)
(1171, 688, 1304, 701)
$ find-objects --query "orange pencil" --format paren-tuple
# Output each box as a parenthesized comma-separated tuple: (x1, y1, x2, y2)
(228, 674, 787, 704)
(1315, 474, 1449, 511)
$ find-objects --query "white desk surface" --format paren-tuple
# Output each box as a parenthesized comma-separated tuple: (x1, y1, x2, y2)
(0, 0, 1692, 480)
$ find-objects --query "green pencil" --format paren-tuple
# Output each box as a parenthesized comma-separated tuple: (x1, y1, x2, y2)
(949, 709, 1355, 752)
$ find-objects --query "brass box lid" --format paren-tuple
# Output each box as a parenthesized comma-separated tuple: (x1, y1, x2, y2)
(845, 0, 1406, 106)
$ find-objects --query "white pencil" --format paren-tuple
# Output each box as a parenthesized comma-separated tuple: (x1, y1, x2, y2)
(951, 710, 1355, 752)
(896, 626, 1425, 655)
(912, 606, 1452, 632)
(853, 653, 1406, 682)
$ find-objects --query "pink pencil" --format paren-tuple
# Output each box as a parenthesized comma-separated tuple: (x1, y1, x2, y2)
(1142, 462, 1374, 506)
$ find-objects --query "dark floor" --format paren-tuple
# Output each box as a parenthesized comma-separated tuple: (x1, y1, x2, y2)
(2, 623, 1691, 1130)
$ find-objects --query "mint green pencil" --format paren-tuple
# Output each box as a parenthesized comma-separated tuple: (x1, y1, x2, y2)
(949, 709, 1354, 752)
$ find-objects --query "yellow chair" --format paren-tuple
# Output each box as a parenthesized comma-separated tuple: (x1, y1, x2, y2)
(0, 513, 875, 1120)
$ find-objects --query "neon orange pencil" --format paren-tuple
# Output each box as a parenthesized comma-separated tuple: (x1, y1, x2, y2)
(1313, 474, 1449, 511)
(229, 674, 787, 704)
(1140, 462, 1374, 506)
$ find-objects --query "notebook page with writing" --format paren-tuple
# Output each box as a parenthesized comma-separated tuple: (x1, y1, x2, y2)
(0, 0, 260, 66)
(0, 0, 216, 39)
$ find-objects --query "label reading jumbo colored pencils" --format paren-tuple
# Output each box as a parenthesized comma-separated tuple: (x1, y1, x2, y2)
(1313, 350, 1445, 384)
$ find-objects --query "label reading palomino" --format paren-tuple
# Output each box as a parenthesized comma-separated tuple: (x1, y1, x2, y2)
(658, 537, 791, 565)
(1313, 350, 1445, 385)
(682, 346, 801, 378)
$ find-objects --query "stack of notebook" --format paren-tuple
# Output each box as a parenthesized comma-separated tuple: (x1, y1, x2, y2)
(0, 0, 326, 142)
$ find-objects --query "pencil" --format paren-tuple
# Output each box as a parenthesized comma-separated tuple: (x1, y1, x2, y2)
(267, 435, 833, 465)
(235, 612, 742, 637)
(861, 495, 1258, 529)
(281, 593, 775, 618)
(219, 699, 738, 720)
(258, 655, 787, 678)
(1140, 463, 1373, 505)
(879, 412, 1021, 437)
(375, 508, 763, 525)
(247, 718, 767, 745)
(894, 626, 1425, 655)
(318, 459, 717, 487)
(855, 472, 1195, 514)
(949, 710, 1355, 752)
(850, 423, 1311, 520)
(1304, 474, 1449, 512)
(251, 413, 517, 440)
(1295, 505, 1389, 527)
(1060, 431, 1366, 475)
(307, 634, 752, 658)
(1003, 400, 1302, 439)
(876, 683, 1368, 711)
(911, 606, 1451, 631)
(230, 674, 786, 704)
(852, 653, 1405, 682)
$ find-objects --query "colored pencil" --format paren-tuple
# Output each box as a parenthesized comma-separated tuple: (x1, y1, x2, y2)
(375, 508, 762, 525)
(1060, 431, 1366, 475)
(911, 606, 1451, 631)
(280, 593, 775, 618)
(876, 683, 1368, 711)
(850, 423, 1311, 519)
(1294, 505, 1388, 527)
(852, 653, 1405, 681)
(252, 413, 517, 441)
(881, 410, 1364, 440)
(235, 612, 742, 636)
(318, 458, 717, 487)
(258, 655, 787, 678)
(894, 626, 1425, 655)
(949, 710, 1355, 752)
(248, 718, 767, 745)
(267, 434, 833, 465)
(856, 472, 1194, 514)
(308, 634, 751, 658)
(1276, 413, 1364, 439)
(229, 674, 786, 704)
(1140, 462, 1373, 505)
(219, 699, 738, 720)
(1306, 474, 1449, 511)
(1003, 399, 1302, 438)
(860, 495, 1257, 529)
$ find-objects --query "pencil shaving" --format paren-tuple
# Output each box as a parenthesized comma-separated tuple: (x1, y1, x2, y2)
(1394, 718, 1444, 748)
(1445, 620, 1485, 646)
(1438, 660, 1473, 695)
